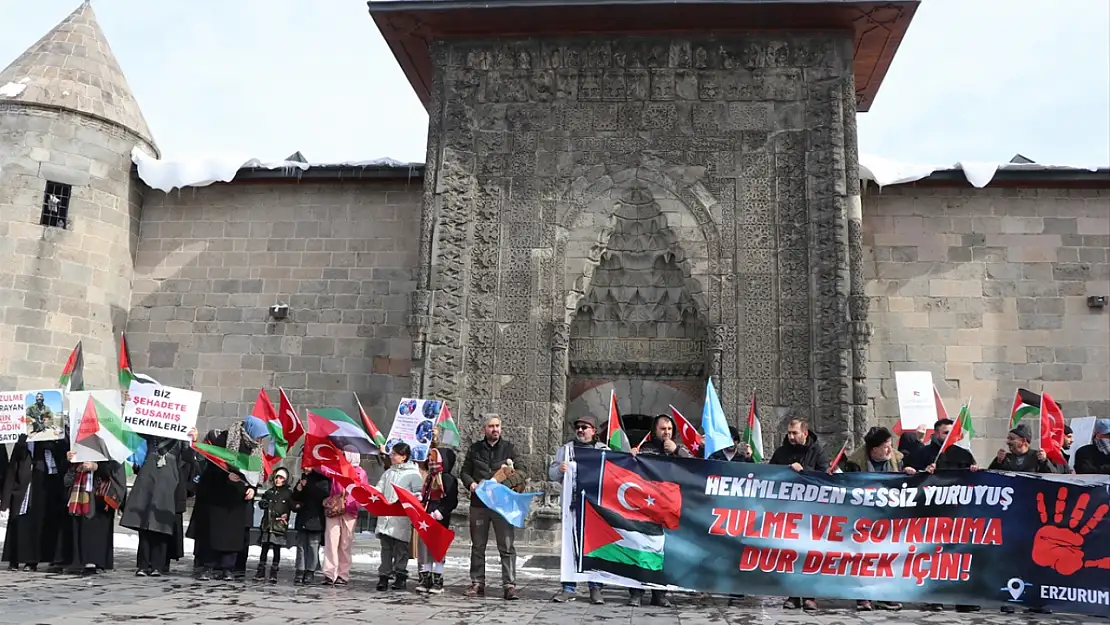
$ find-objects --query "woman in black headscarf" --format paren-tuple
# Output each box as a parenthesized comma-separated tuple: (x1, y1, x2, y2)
(187, 423, 260, 580)
(1, 436, 70, 570)
(51, 454, 127, 574)
(121, 434, 197, 576)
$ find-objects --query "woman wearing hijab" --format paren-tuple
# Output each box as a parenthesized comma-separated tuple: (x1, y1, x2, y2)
(1, 436, 70, 570)
(415, 447, 458, 594)
(50, 453, 127, 575)
(121, 434, 198, 576)
(187, 423, 260, 580)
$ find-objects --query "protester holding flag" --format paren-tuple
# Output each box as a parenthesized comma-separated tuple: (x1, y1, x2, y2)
(631, 414, 693, 460)
(461, 414, 527, 600)
(415, 447, 458, 595)
(548, 415, 609, 605)
(988, 423, 1064, 474)
(291, 465, 330, 585)
(768, 417, 827, 611)
(187, 425, 260, 581)
(321, 451, 366, 587)
(707, 427, 753, 463)
(121, 435, 197, 576)
(254, 467, 293, 584)
(50, 454, 126, 575)
(1, 436, 70, 571)
(1074, 419, 1110, 475)
(375, 442, 423, 591)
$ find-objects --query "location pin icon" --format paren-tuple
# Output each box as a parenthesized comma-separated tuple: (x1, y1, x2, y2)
(1006, 578, 1024, 600)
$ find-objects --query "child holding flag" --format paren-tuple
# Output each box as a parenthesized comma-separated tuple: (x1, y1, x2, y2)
(415, 447, 458, 594)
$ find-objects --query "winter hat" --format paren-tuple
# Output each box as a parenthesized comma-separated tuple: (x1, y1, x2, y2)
(1009, 423, 1033, 442)
(1094, 419, 1110, 435)
(271, 467, 290, 483)
(864, 426, 893, 450)
(344, 451, 361, 466)
(1064, 424, 1073, 436)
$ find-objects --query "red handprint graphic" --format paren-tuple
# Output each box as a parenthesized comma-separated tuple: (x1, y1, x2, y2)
(1031, 487, 1110, 576)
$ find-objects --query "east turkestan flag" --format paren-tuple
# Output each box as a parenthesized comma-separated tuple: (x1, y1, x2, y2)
(583, 500, 665, 572)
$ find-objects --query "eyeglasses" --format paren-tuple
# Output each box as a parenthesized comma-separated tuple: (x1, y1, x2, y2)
(575, 424, 593, 430)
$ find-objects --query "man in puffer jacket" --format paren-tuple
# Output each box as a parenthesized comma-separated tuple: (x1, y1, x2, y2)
(769, 417, 829, 611)
(548, 415, 608, 605)
(375, 442, 423, 590)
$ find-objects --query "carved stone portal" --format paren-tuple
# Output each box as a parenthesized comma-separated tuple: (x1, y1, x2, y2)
(570, 185, 706, 379)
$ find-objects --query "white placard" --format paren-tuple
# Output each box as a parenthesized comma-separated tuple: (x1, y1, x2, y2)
(894, 371, 937, 431)
(69, 390, 124, 462)
(1069, 417, 1097, 468)
(0, 391, 27, 444)
(23, 389, 66, 442)
(123, 382, 200, 440)
(384, 398, 442, 462)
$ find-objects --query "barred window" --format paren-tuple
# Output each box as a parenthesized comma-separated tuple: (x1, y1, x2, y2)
(40, 181, 72, 229)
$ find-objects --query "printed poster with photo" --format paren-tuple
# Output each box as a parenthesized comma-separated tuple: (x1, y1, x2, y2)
(385, 398, 443, 463)
(68, 390, 124, 463)
(0, 391, 27, 444)
(24, 389, 66, 442)
(122, 381, 200, 441)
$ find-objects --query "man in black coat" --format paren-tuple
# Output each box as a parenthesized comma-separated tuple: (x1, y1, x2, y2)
(768, 417, 828, 611)
(1075, 419, 1110, 475)
(460, 414, 526, 600)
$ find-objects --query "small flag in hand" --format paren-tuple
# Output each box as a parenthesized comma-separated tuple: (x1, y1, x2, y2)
(395, 486, 455, 562)
(435, 404, 461, 449)
(743, 391, 764, 463)
(118, 333, 135, 389)
(277, 388, 305, 449)
(193, 441, 263, 487)
(669, 405, 703, 455)
(700, 378, 732, 459)
(606, 391, 631, 452)
(827, 438, 850, 474)
(1040, 393, 1067, 466)
(474, 480, 541, 528)
(354, 393, 387, 451)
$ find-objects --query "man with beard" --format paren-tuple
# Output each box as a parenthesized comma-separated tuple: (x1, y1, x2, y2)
(549, 415, 608, 605)
(988, 423, 1063, 474)
(25, 393, 54, 435)
(768, 417, 829, 611)
(1061, 424, 1074, 467)
(707, 427, 753, 463)
(1074, 419, 1110, 475)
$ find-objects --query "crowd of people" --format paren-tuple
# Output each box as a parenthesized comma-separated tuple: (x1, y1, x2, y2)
(1, 405, 1108, 614)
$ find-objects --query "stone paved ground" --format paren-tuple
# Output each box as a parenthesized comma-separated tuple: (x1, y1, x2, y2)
(0, 555, 1104, 625)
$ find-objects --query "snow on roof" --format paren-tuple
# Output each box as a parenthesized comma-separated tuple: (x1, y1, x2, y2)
(132, 147, 1107, 193)
(859, 154, 1106, 188)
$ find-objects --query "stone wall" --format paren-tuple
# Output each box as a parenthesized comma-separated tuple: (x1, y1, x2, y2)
(0, 105, 152, 390)
(862, 183, 1110, 461)
(126, 179, 422, 432)
(413, 33, 864, 482)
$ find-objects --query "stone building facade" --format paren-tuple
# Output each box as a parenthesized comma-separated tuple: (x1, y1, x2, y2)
(1, 2, 1107, 495)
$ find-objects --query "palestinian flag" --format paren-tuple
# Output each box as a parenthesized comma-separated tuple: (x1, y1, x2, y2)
(118, 333, 135, 389)
(307, 408, 377, 455)
(354, 393, 387, 450)
(59, 342, 85, 391)
(937, 397, 972, 459)
(435, 403, 461, 449)
(606, 390, 630, 452)
(193, 441, 263, 487)
(75, 395, 142, 463)
(582, 500, 664, 572)
(1010, 388, 1041, 428)
(742, 391, 764, 463)
(246, 388, 286, 477)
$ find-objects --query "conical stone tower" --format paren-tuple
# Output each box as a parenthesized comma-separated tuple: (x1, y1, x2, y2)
(0, 2, 157, 390)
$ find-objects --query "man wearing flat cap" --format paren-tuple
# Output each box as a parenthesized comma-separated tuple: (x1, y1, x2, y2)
(1074, 418, 1110, 475)
(548, 415, 609, 605)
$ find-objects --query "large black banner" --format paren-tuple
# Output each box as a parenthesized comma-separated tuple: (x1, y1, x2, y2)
(571, 448, 1110, 615)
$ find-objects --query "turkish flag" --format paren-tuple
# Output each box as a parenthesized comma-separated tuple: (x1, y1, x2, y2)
(670, 406, 704, 455)
(302, 433, 404, 517)
(277, 388, 305, 448)
(600, 461, 682, 529)
(394, 486, 455, 561)
(1040, 392, 1068, 466)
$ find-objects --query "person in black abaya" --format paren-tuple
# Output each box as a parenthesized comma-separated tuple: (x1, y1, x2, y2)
(1, 436, 70, 570)
(121, 435, 197, 576)
(187, 423, 260, 581)
(50, 455, 127, 575)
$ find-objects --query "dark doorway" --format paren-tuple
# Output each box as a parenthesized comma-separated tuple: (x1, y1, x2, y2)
(621, 413, 656, 448)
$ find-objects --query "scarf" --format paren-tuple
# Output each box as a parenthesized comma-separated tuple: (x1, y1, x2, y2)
(421, 448, 444, 503)
(1096, 438, 1110, 456)
(225, 421, 262, 461)
(68, 468, 95, 517)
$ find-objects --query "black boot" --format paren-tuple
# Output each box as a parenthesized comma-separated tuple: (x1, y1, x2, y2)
(303, 571, 315, 585)
(391, 573, 408, 590)
(253, 564, 266, 582)
(268, 565, 279, 584)
(431, 573, 444, 595)
(376, 575, 391, 591)
(415, 572, 432, 594)
(293, 570, 303, 585)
